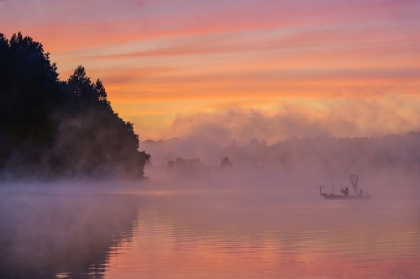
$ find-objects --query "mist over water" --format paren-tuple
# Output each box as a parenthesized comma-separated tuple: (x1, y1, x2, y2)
(0, 191, 140, 279)
(1, 128, 420, 278)
(1, 165, 419, 279)
(113, 191, 419, 279)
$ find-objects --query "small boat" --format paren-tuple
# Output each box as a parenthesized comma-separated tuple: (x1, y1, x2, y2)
(319, 174, 372, 200)
(320, 192, 372, 200)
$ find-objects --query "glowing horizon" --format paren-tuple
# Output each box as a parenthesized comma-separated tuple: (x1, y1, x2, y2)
(2, 0, 420, 141)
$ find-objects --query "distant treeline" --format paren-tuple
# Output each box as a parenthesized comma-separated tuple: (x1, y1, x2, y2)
(222, 134, 420, 172)
(166, 157, 233, 173)
(143, 132, 420, 173)
(0, 32, 150, 179)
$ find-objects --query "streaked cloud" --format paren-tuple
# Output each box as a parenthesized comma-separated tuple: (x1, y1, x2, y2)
(1, 0, 419, 140)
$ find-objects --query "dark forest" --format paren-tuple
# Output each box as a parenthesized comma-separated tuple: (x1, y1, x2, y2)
(0, 32, 150, 180)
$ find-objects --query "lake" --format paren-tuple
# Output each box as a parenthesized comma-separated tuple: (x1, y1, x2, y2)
(0, 189, 419, 279)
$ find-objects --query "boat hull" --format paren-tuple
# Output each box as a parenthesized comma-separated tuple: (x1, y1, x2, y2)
(321, 193, 372, 200)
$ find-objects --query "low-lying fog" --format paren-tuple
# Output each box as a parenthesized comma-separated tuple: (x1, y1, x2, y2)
(141, 133, 420, 199)
(1, 133, 419, 279)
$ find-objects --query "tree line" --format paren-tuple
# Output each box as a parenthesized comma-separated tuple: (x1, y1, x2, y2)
(0, 32, 150, 179)
(142, 133, 420, 173)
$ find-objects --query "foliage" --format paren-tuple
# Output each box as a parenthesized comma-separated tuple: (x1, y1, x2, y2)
(0, 32, 150, 179)
(220, 157, 233, 170)
(219, 134, 420, 172)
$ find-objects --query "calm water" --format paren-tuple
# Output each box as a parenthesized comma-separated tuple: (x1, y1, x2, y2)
(0, 190, 419, 279)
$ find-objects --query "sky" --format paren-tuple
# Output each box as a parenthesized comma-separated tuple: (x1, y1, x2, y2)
(1, 0, 420, 142)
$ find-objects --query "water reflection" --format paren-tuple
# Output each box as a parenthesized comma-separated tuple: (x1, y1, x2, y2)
(1, 190, 419, 279)
(0, 193, 140, 279)
(105, 191, 420, 279)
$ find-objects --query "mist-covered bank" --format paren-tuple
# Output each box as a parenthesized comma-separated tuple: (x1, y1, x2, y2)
(0, 32, 149, 180)
(140, 131, 420, 199)
(142, 132, 420, 172)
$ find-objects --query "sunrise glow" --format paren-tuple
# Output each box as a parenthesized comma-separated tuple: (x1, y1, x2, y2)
(2, 0, 420, 140)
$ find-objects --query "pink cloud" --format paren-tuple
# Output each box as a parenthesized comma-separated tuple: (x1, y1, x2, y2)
(1, 0, 419, 139)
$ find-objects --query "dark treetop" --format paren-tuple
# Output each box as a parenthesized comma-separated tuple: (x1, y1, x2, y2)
(0, 32, 150, 180)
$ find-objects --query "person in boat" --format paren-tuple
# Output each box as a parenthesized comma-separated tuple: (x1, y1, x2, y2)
(340, 187, 350, 196)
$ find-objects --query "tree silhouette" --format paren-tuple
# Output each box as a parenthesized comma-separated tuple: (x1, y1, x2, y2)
(220, 157, 234, 170)
(0, 32, 150, 179)
(67, 66, 110, 107)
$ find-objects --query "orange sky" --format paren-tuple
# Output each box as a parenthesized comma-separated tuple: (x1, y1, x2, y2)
(1, 0, 420, 141)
